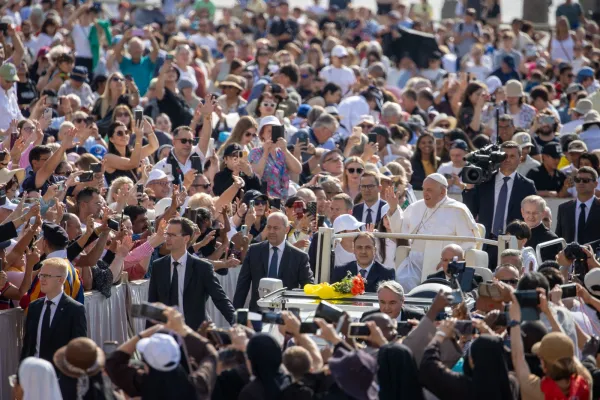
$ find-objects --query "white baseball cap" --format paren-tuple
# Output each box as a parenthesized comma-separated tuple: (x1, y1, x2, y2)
(136, 333, 181, 372)
(331, 45, 349, 58)
(585, 268, 600, 296)
(147, 169, 174, 185)
(333, 214, 365, 233)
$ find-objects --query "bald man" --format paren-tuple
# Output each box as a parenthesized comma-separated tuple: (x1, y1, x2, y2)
(386, 173, 480, 292)
(427, 244, 465, 281)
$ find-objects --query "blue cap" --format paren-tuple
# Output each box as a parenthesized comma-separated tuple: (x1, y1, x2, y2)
(578, 67, 594, 83)
(89, 145, 107, 160)
(297, 104, 311, 118)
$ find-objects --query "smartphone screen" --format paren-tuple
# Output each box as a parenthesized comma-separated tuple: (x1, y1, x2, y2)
(271, 125, 285, 143)
(91, 163, 102, 173)
(348, 323, 370, 338)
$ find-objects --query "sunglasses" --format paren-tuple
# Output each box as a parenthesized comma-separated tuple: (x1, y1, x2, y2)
(115, 130, 130, 137)
(244, 131, 257, 137)
(325, 157, 343, 163)
(22, 126, 35, 132)
(438, 123, 451, 129)
(192, 183, 211, 189)
(500, 279, 518, 285)
(258, 52, 269, 57)
(347, 167, 364, 174)
(112, 76, 125, 82)
(176, 138, 198, 145)
(116, 112, 130, 118)
(574, 177, 594, 184)
(358, 124, 373, 129)
(73, 118, 85, 123)
(254, 200, 267, 206)
(261, 102, 276, 108)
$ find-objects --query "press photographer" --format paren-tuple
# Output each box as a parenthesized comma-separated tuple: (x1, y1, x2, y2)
(463, 141, 537, 269)
(557, 242, 600, 281)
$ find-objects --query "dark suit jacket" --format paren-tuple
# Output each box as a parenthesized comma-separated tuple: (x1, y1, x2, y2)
(352, 200, 388, 225)
(147, 254, 235, 330)
(555, 198, 600, 245)
(233, 241, 314, 311)
(527, 223, 560, 261)
(462, 171, 537, 237)
(21, 294, 87, 363)
(361, 305, 424, 322)
(332, 260, 395, 293)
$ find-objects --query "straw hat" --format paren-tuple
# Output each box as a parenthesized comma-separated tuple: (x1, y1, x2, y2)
(53, 337, 105, 379)
(219, 75, 244, 92)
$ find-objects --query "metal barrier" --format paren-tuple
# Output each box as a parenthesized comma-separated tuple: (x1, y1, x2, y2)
(315, 228, 517, 284)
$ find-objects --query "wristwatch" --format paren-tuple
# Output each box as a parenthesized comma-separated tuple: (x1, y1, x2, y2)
(507, 319, 520, 329)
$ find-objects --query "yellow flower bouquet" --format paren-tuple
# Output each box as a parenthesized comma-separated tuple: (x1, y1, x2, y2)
(304, 271, 366, 299)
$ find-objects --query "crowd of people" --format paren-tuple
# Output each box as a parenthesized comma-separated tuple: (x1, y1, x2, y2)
(3, 0, 600, 398)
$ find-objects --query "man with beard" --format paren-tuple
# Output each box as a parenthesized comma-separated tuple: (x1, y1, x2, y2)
(531, 110, 560, 150)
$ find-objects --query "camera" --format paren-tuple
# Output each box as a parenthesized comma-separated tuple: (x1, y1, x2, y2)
(460, 144, 506, 184)
(564, 242, 589, 279)
(447, 258, 466, 275)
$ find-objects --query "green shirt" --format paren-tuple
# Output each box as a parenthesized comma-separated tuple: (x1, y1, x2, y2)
(194, 0, 216, 19)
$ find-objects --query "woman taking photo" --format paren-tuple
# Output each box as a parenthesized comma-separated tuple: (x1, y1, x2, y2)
(104, 120, 159, 185)
(218, 116, 259, 158)
(410, 133, 438, 190)
(454, 81, 487, 138)
(254, 91, 279, 119)
(342, 156, 365, 201)
(213, 143, 261, 196)
(248, 116, 301, 198)
(91, 72, 140, 132)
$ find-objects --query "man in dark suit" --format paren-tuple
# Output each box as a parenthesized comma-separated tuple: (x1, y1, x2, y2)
(332, 232, 395, 293)
(148, 217, 235, 330)
(21, 258, 87, 364)
(556, 166, 600, 245)
(360, 280, 424, 321)
(234, 212, 314, 311)
(463, 141, 537, 269)
(352, 171, 387, 225)
(522, 195, 559, 261)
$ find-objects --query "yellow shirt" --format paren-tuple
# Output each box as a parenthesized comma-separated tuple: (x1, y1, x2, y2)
(422, 160, 436, 177)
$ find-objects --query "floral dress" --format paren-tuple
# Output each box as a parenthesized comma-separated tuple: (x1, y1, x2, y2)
(248, 147, 290, 198)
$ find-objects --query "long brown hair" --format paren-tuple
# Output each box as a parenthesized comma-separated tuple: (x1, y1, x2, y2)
(218, 116, 258, 157)
(412, 132, 438, 170)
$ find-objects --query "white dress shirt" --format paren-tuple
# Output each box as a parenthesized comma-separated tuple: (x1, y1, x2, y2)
(35, 291, 64, 357)
(575, 197, 594, 242)
(0, 85, 23, 130)
(170, 252, 188, 312)
(361, 199, 381, 224)
(491, 171, 517, 233)
(268, 240, 286, 277)
(154, 147, 207, 177)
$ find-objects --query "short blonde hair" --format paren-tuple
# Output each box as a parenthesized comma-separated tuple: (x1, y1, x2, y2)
(42, 258, 70, 277)
(521, 195, 546, 212)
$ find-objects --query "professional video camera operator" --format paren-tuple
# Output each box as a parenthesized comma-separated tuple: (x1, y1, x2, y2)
(463, 141, 537, 269)
(557, 242, 600, 282)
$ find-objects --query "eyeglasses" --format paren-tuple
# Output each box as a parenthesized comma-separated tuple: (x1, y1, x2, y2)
(73, 118, 85, 123)
(192, 183, 212, 189)
(115, 130, 130, 137)
(112, 77, 125, 82)
(347, 167, 364, 174)
(115, 112, 130, 118)
(254, 200, 267, 206)
(261, 102, 276, 108)
(574, 177, 594, 184)
(39, 273, 64, 279)
(499, 279, 518, 285)
(360, 184, 377, 190)
(21, 126, 35, 132)
(244, 131, 257, 137)
(175, 138, 197, 145)
(325, 157, 343, 163)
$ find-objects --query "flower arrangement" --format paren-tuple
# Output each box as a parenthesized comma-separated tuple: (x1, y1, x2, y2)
(304, 271, 366, 299)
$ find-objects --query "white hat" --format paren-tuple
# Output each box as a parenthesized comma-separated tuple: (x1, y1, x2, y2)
(331, 45, 349, 58)
(573, 99, 593, 115)
(147, 169, 174, 185)
(585, 268, 600, 296)
(485, 76, 502, 95)
(136, 333, 181, 372)
(154, 198, 172, 219)
(357, 115, 375, 126)
(425, 173, 448, 187)
(333, 214, 365, 233)
(258, 115, 282, 135)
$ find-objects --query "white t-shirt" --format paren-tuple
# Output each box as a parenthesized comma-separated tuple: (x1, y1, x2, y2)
(190, 34, 217, 51)
(334, 242, 356, 267)
(319, 65, 356, 97)
(437, 162, 464, 193)
(465, 63, 491, 82)
(175, 65, 198, 91)
(71, 24, 93, 58)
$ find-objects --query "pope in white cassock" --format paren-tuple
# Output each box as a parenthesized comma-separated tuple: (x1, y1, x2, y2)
(385, 173, 480, 292)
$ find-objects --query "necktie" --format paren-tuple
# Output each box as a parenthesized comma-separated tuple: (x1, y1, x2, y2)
(365, 208, 373, 225)
(492, 177, 511, 236)
(268, 247, 279, 278)
(359, 269, 368, 278)
(578, 203, 587, 243)
(169, 261, 179, 306)
(39, 300, 53, 354)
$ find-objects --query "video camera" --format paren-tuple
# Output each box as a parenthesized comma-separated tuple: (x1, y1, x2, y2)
(564, 242, 588, 280)
(460, 144, 506, 185)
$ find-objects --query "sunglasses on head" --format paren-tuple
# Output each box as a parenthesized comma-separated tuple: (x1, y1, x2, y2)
(574, 177, 594, 183)
(176, 138, 197, 145)
(347, 167, 364, 174)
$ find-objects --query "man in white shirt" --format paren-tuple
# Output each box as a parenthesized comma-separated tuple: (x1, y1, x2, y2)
(337, 86, 383, 138)
(153, 126, 206, 185)
(513, 132, 541, 177)
(0, 63, 23, 131)
(561, 98, 592, 134)
(190, 19, 217, 51)
(319, 45, 356, 97)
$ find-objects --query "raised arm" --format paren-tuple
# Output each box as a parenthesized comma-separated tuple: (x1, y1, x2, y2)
(35, 127, 75, 188)
(103, 120, 144, 171)
(107, 29, 132, 69)
(154, 59, 170, 101)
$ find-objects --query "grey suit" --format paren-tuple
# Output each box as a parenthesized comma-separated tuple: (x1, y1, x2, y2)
(233, 241, 314, 311)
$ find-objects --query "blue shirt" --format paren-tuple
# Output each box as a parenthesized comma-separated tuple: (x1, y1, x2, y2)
(119, 55, 156, 96)
(289, 128, 336, 162)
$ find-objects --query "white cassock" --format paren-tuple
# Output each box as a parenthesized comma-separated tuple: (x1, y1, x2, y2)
(389, 196, 480, 293)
